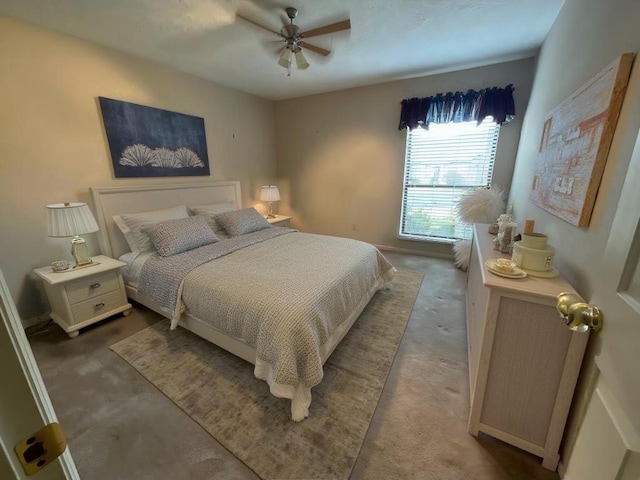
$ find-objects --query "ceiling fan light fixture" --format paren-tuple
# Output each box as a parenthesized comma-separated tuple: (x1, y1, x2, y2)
(239, 6, 350, 70)
(295, 49, 309, 70)
(278, 47, 292, 68)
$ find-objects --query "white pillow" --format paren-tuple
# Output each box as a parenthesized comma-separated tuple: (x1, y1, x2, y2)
(113, 205, 189, 255)
(189, 201, 239, 232)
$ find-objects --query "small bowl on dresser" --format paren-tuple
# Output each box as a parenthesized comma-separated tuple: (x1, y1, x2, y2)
(494, 258, 517, 273)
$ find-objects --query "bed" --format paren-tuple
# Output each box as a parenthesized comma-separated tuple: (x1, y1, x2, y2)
(90, 182, 395, 420)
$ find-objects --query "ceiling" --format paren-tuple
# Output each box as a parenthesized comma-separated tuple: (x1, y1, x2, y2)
(0, 0, 566, 101)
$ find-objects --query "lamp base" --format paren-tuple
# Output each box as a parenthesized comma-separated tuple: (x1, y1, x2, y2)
(51, 261, 100, 273)
(71, 236, 92, 269)
(266, 201, 276, 219)
(73, 260, 99, 270)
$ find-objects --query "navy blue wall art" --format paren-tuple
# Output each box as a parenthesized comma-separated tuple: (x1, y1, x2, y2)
(98, 97, 210, 178)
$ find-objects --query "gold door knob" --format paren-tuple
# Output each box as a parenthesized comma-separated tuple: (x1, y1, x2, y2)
(556, 292, 603, 332)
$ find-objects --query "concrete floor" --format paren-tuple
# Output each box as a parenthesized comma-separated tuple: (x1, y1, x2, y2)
(29, 253, 561, 480)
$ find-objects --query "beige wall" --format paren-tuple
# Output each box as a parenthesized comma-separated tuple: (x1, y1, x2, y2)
(275, 59, 535, 257)
(0, 15, 277, 321)
(507, 0, 640, 467)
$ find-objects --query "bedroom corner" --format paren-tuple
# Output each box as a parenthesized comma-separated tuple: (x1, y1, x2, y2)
(0, 14, 278, 325)
(2, 0, 621, 478)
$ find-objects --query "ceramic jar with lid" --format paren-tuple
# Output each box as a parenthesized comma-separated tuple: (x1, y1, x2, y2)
(511, 233, 555, 271)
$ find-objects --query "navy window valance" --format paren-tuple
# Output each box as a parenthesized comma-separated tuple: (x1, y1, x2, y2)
(398, 84, 515, 130)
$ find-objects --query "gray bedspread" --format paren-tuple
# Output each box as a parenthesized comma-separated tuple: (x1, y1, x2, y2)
(139, 230, 395, 420)
(138, 227, 294, 320)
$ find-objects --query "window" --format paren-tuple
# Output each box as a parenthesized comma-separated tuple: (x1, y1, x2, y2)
(399, 118, 500, 241)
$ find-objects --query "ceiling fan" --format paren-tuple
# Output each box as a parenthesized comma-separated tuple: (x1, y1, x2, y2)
(237, 7, 351, 71)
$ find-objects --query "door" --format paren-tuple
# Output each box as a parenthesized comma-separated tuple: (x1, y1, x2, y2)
(0, 269, 79, 479)
(563, 130, 640, 478)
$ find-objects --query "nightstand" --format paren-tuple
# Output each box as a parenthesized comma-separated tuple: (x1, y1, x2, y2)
(267, 215, 291, 228)
(34, 255, 132, 338)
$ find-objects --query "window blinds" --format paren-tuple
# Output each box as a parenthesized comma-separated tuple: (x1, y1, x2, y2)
(400, 119, 500, 241)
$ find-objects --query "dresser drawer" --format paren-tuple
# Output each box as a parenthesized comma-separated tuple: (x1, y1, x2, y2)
(66, 271, 119, 304)
(70, 290, 124, 323)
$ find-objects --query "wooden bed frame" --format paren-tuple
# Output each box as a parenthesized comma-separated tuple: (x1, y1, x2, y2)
(90, 181, 368, 366)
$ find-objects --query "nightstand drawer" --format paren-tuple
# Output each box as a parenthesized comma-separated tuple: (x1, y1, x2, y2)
(70, 290, 124, 323)
(66, 271, 119, 304)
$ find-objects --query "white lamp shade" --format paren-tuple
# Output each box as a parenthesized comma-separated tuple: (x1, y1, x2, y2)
(278, 47, 292, 68)
(295, 49, 309, 70)
(260, 185, 281, 202)
(46, 203, 99, 237)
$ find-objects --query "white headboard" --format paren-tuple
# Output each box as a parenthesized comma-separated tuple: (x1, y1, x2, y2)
(90, 181, 242, 259)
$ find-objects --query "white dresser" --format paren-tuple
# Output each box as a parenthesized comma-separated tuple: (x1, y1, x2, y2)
(466, 224, 589, 470)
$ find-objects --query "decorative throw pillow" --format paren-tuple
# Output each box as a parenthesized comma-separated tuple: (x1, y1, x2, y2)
(113, 205, 190, 255)
(214, 207, 272, 237)
(189, 201, 238, 233)
(142, 216, 219, 256)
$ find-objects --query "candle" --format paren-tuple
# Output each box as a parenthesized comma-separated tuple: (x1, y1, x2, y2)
(524, 219, 535, 234)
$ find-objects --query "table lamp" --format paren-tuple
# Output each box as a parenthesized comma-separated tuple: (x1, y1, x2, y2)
(260, 185, 280, 219)
(46, 202, 99, 268)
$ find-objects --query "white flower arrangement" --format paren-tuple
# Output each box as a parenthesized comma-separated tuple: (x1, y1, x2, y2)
(453, 187, 505, 271)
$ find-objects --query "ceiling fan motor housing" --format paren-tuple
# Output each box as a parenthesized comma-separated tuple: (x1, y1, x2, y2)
(285, 7, 298, 20)
(281, 23, 301, 42)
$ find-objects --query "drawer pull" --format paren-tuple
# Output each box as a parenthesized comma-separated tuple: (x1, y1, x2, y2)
(94, 302, 105, 309)
(90, 283, 101, 289)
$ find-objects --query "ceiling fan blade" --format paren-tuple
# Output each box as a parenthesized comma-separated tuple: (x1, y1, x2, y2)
(300, 41, 331, 57)
(283, 23, 295, 37)
(236, 13, 283, 37)
(301, 19, 351, 38)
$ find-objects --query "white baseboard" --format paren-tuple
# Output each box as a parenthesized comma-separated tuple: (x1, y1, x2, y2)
(375, 244, 453, 260)
(22, 313, 51, 330)
(557, 459, 566, 478)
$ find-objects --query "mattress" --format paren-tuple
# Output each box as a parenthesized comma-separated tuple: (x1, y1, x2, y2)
(118, 251, 153, 289)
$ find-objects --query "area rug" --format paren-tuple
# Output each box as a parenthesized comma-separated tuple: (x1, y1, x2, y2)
(110, 268, 423, 480)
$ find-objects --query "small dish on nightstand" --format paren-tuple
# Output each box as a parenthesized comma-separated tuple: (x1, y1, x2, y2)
(51, 260, 69, 272)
